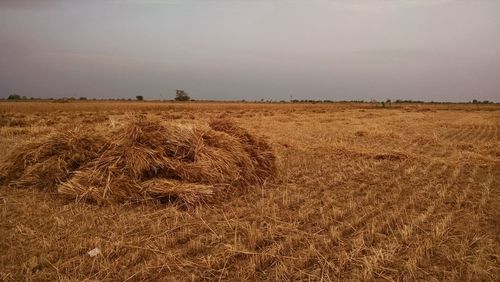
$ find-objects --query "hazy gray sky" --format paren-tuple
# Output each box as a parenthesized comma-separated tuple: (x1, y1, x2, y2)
(1, 0, 499, 101)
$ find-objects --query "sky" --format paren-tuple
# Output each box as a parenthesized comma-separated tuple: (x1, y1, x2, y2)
(1, 0, 499, 102)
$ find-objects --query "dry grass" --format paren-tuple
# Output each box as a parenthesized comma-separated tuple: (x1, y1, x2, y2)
(1, 117, 276, 207)
(0, 127, 107, 190)
(0, 102, 499, 281)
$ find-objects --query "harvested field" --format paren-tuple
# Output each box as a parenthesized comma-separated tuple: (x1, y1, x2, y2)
(0, 102, 499, 281)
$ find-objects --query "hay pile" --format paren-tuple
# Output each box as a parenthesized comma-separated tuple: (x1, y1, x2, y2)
(0, 118, 276, 206)
(0, 128, 106, 190)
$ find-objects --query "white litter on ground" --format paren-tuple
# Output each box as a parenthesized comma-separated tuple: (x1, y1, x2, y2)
(87, 247, 101, 257)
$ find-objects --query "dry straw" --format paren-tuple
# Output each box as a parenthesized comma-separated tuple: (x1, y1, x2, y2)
(0, 127, 106, 190)
(0, 118, 276, 206)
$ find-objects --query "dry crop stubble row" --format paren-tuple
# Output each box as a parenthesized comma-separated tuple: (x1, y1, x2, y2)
(0, 102, 499, 281)
(442, 124, 496, 143)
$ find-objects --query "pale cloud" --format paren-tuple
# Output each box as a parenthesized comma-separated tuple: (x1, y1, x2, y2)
(0, 0, 61, 10)
(340, 0, 455, 12)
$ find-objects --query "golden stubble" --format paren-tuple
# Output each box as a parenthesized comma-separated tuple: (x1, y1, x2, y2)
(0, 102, 498, 281)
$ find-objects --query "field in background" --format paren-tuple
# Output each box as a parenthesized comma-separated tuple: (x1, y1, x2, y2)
(1, 100, 499, 113)
(0, 102, 499, 280)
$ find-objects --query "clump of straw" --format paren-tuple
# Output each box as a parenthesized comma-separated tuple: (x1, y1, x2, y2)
(0, 127, 106, 190)
(1, 118, 276, 207)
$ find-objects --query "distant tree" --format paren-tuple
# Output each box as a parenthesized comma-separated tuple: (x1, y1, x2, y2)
(7, 94, 21, 100)
(174, 90, 190, 101)
(136, 95, 144, 101)
(472, 99, 478, 104)
(79, 97, 87, 100)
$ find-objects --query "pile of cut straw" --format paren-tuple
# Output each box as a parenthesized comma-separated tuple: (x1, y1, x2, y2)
(0, 118, 276, 206)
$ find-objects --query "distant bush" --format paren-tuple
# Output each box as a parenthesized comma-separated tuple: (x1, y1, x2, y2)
(175, 90, 190, 101)
(472, 99, 492, 104)
(136, 96, 144, 101)
(394, 99, 424, 103)
(8, 94, 21, 100)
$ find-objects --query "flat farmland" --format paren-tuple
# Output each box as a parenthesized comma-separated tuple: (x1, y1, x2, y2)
(0, 102, 498, 281)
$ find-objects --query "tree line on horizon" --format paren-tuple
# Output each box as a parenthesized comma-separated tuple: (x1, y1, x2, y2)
(3, 93, 496, 104)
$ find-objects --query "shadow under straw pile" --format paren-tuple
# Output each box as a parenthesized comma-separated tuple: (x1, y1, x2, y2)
(0, 118, 276, 207)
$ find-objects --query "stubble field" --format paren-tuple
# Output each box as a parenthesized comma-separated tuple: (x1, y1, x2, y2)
(0, 102, 498, 281)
